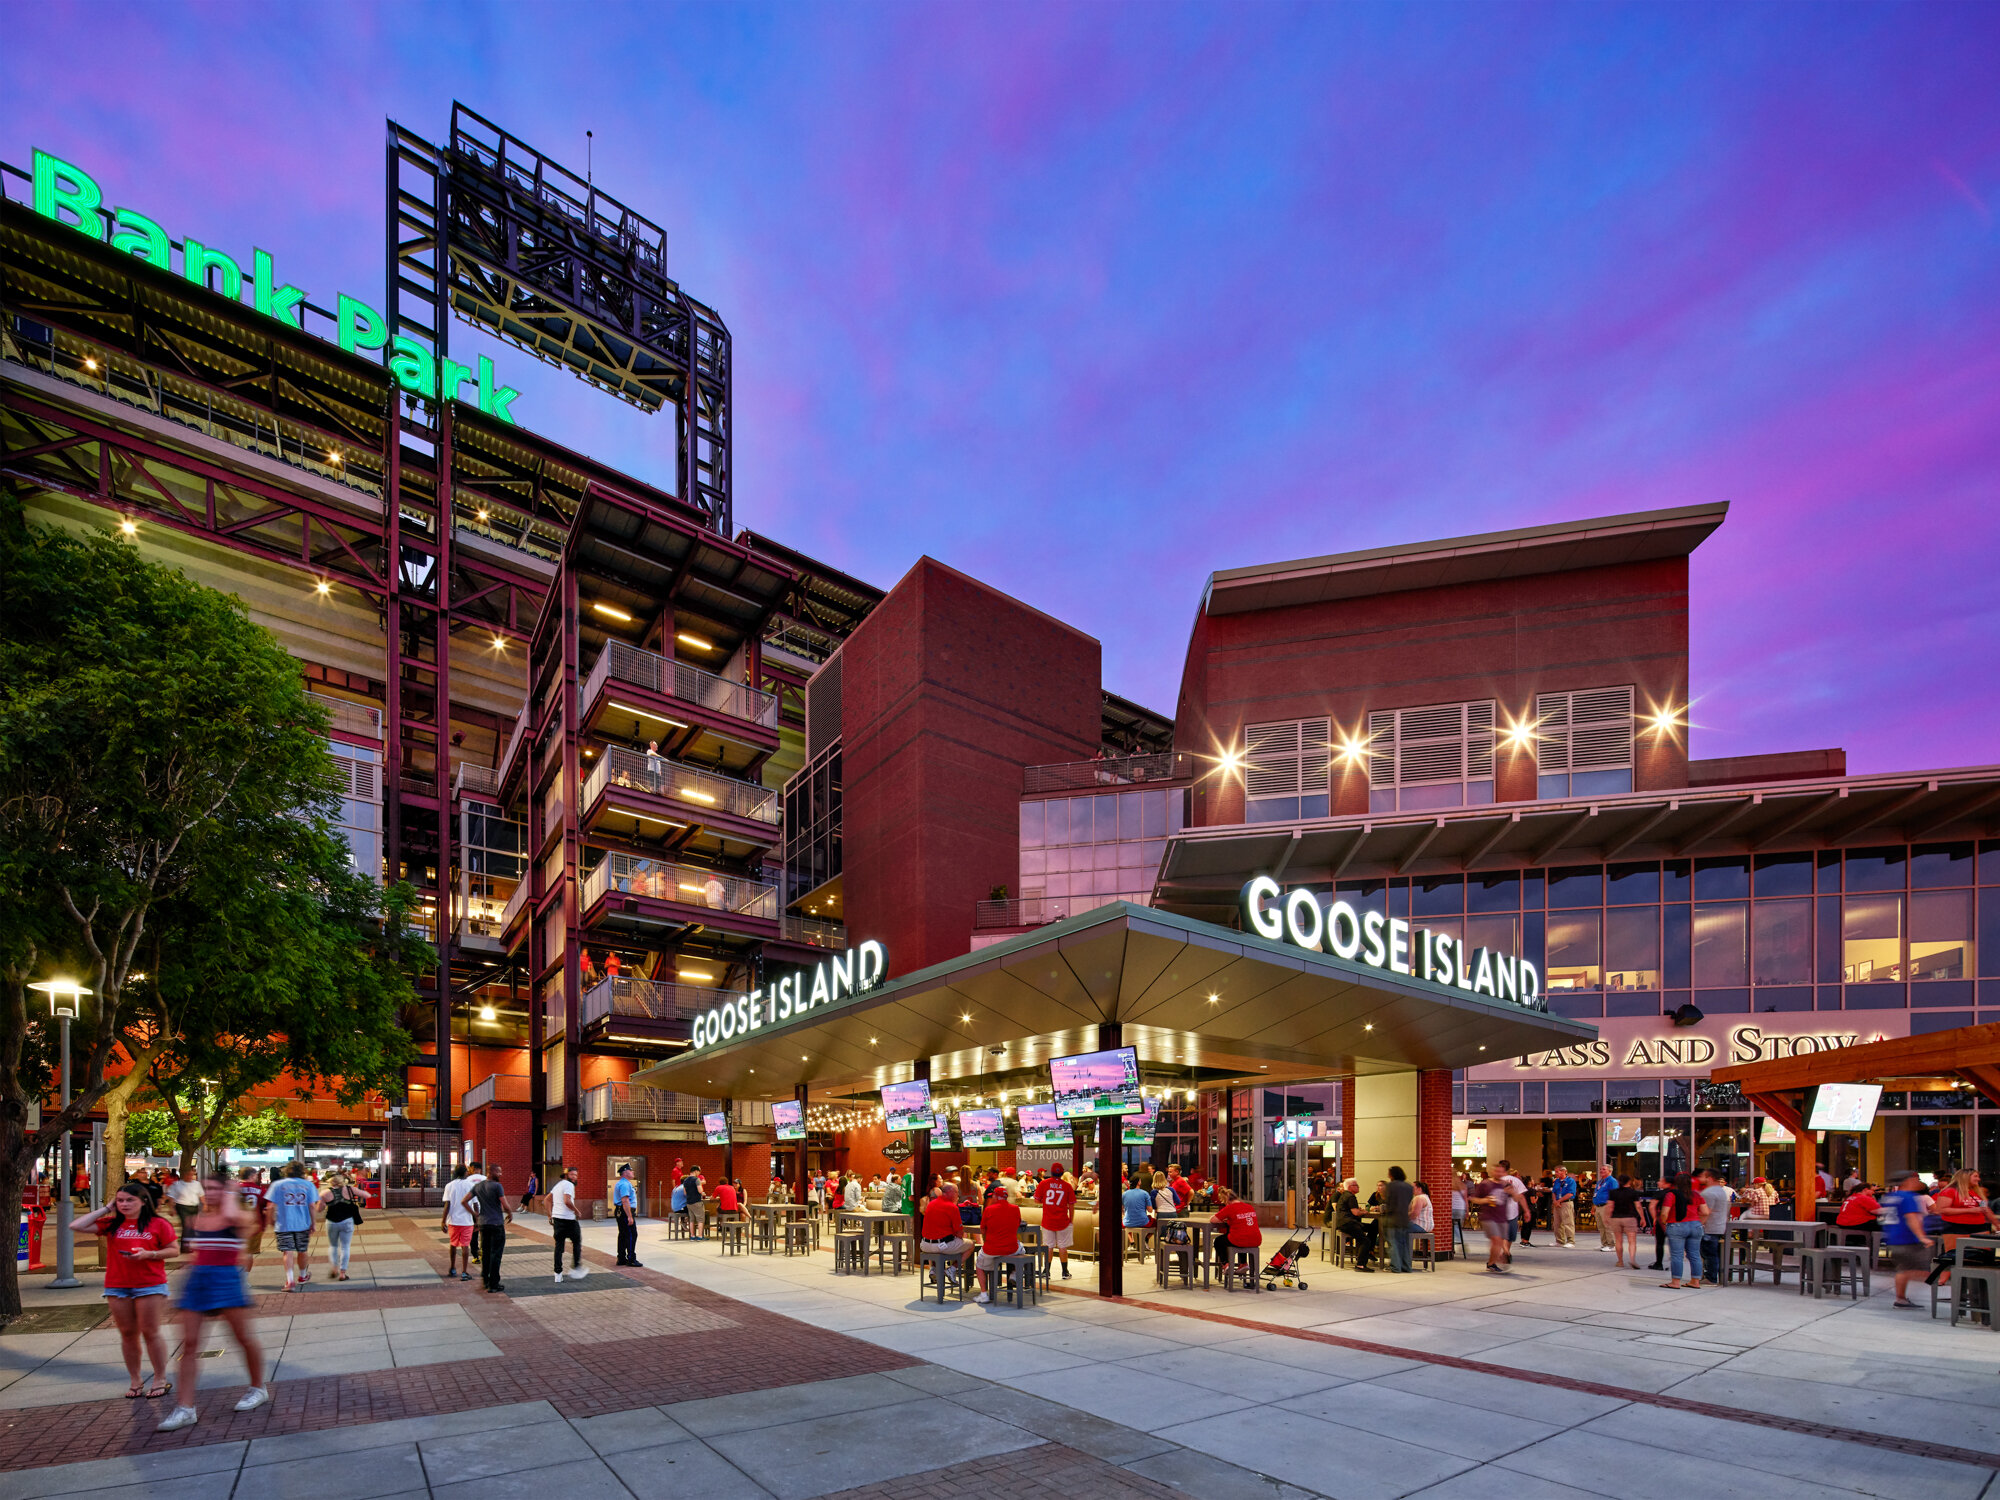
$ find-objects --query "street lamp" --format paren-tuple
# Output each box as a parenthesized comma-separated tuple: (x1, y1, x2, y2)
(28, 979, 90, 1290)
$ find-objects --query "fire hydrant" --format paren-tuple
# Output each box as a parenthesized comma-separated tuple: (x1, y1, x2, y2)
(24, 1204, 48, 1272)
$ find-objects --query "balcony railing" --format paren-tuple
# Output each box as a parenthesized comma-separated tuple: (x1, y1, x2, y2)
(583, 639, 779, 731)
(497, 878, 531, 935)
(1022, 751, 1191, 794)
(462, 1073, 532, 1112)
(455, 762, 501, 798)
(581, 853, 778, 921)
(580, 975, 711, 1026)
(579, 1081, 701, 1126)
(780, 914, 847, 950)
(497, 702, 529, 782)
(974, 892, 1151, 929)
(581, 745, 779, 825)
(308, 692, 383, 741)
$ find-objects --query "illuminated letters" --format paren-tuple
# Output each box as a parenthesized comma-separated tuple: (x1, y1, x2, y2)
(253, 248, 306, 326)
(33, 150, 100, 234)
(1360, 910, 1388, 968)
(1244, 876, 1284, 941)
(688, 943, 891, 1052)
(1284, 888, 1324, 950)
(110, 209, 169, 267)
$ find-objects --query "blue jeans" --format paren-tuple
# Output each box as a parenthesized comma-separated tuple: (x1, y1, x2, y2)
(1666, 1221, 1702, 1279)
(1701, 1233, 1722, 1284)
(326, 1219, 354, 1272)
(1388, 1227, 1412, 1272)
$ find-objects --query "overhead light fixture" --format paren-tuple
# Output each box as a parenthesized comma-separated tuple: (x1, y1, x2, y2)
(119, 517, 138, 536)
(677, 968, 714, 981)
(491, 634, 507, 650)
(677, 787, 716, 804)
(84, 357, 99, 371)
(608, 701, 688, 729)
(960, 1012, 973, 1024)
(327, 450, 342, 465)
(314, 579, 332, 597)
(476, 508, 489, 521)
(676, 632, 714, 650)
(1670, 1002, 1705, 1028)
(1207, 993, 1219, 1004)
(592, 602, 633, 623)
(1363, 1023, 1374, 1031)
(478, 1005, 496, 1021)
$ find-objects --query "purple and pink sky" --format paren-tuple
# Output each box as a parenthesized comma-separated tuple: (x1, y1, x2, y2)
(9, 2, 1997, 771)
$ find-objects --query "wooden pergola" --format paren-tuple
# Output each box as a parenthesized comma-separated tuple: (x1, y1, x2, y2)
(1712, 1021, 2000, 1224)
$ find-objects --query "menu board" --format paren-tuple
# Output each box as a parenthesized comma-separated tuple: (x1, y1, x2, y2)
(1049, 1045, 1143, 1120)
(773, 1099, 806, 1141)
(702, 1111, 730, 1145)
(1016, 1103, 1072, 1146)
(880, 1078, 934, 1133)
(958, 1108, 1006, 1148)
(1806, 1083, 1882, 1132)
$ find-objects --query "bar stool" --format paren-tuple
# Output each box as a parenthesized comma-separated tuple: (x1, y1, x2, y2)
(668, 1209, 692, 1241)
(1724, 1234, 1759, 1285)
(1409, 1230, 1436, 1272)
(1797, 1246, 1864, 1300)
(878, 1230, 915, 1275)
(833, 1230, 869, 1274)
(1125, 1225, 1157, 1263)
(990, 1251, 1039, 1308)
(1950, 1267, 2000, 1329)
(919, 1247, 968, 1302)
(782, 1220, 814, 1257)
(1219, 1243, 1261, 1292)
(1158, 1234, 1198, 1289)
(716, 1218, 749, 1255)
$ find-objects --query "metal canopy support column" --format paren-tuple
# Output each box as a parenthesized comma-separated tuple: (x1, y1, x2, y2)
(721, 1098, 735, 1184)
(1097, 1022, 1123, 1300)
(793, 1083, 809, 1197)
(911, 1058, 931, 1203)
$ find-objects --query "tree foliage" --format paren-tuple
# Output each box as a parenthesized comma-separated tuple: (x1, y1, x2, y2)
(0, 504, 388, 1318)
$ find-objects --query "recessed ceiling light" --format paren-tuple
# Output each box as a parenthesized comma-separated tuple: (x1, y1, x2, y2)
(314, 579, 332, 596)
(1364, 1023, 1373, 1031)
(119, 518, 137, 536)
(491, 634, 507, 649)
(592, 601, 633, 622)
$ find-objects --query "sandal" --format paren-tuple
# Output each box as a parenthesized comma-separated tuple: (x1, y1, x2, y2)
(1658, 1282, 1680, 1288)
(148, 1378, 173, 1398)
(126, 1380, 146, 1400)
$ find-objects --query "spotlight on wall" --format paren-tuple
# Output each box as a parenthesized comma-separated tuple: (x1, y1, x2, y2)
(1670, 1002, 1704, 1028)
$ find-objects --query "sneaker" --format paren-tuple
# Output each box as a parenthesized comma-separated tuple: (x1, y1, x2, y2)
(157, 1405, 199, 1432)
(234, 1387, 269, 1413)
(1061, 1267, 1071, 1279)
(567, 1266, 588, 1280)
(555, 1273, 566, 1284)
(975, 1291, 991, 1304)
(459, 1272, 472, 1281)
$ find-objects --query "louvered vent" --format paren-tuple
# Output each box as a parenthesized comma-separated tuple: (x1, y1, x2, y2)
(332, 755, 378, 800)
(1370, 701, 1496, 788)
(1243, 717, 1330, 801)
(1535, 686, 1632, 772)
(1466, 701, 1496, 778)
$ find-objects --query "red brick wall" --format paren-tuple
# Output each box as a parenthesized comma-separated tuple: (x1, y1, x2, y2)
(1340, 1081, 1357, 1182)
(552, 1131, 777, 1216)
(843, 558, 1101, 976)
(1178, 557, 1691, 826)
(839, 1118, 967, 1187)
(1416, 1069, 1453, 1199)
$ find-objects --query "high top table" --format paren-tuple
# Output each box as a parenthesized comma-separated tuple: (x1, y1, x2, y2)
(747, 1200, 811, 1254)
(1152, 1216, 1232, 1289)
(1729, 1218, 1826, 1284)
(834, 1209, 915, 1270)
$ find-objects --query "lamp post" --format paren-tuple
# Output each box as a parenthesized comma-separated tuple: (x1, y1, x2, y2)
(28, 979, 90, 1290)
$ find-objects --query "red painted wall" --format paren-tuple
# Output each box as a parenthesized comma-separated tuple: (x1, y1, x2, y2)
(842, 557, 1100, 975)
(1178, 556, 1692, 826)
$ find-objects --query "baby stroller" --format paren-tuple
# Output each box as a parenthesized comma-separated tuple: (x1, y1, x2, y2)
(1261, 1232, 1314, 1290)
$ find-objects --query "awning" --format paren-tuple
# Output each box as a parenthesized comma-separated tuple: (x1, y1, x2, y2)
(629, 901, 1594, 1103)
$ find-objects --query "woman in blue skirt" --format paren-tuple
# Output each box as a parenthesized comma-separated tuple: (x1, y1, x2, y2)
(156, 1168, 270, 1432)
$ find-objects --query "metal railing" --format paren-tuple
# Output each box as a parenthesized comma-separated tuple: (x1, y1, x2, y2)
(780, 914, 847, 949)
(497, 878, 531, 935)
(455, 763, 501, 797)
(1022, 751, 1191, 794)
(308, 692, 383, 740)
(583, 639, 779, 731)
(580, 745, 778, 825)
(462, 1073, 532, 1112)
(580, 975, 710, 1026)
(579, 1081, 701, 1126)
(497, 702, 530, 783)
(581, 853, 778, 921)
(973, 892, 1151, 929)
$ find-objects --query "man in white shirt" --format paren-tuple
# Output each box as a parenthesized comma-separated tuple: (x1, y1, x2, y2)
(549, 1166, 584, 1283)
(1496, 1159, 1528, 1266)
(440, 1164, 478, 1282)
(166, 1168, 204, 1251)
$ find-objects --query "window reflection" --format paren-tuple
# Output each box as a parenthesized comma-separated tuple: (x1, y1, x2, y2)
(1545, 910, 1601, 990)
(1843, 895, 1902, 982)
(1910, 889, 1974, 979)
(1693, 902, 1748, 987)
(1604, 906, 1660, 989)
(1751, 899, 1811, 985)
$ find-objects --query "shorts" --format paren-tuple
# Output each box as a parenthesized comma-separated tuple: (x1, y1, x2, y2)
(1888, 1243, 1929, 1272)
(449, 1224, 474, 1247)
(246, 1229, 265, 1255)
(1610, 1217, 1640, 1234)
(276, 1230, 312, 1253)
(1506, 1219, 1520, 1242)
(922, 1237, 969, 1257)
(104, 1284, 169, 1300)
(1480, 1218, 1507, 1243)
(177, 1263, 252, 1314)
(1041, 1225, 1073, 1249)
(975, 1250, 1020, 1271)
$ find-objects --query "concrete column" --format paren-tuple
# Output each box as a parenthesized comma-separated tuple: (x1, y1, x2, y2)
(1350, 1072, 1418, 1193)
(1097, 1022, 1123, 1298)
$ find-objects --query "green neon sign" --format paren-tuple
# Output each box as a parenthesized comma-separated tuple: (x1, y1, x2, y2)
(31, 149, 521, 425)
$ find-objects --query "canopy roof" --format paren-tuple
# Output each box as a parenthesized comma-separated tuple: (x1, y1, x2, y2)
(1713, 1021, 2000, 1135)
(630, 901, 1593, 1104)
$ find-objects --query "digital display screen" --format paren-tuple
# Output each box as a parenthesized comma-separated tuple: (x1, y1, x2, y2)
(880, 1078, 934, 1133)
(702, 1111, 730, 1145)
(772, 1100, 806, 1141)
(1451, 1119, 1487, 1157)
(1806, 1083, 1882, 1133)
(958, 1108, 1006, 1148)
(1757, 1116, 1795, 1144)
(1049, 1046, 1142, 1120)
(1605, 1116, 1644, 1146)
(1016, 1103, 1071, 1146)
(928, 1112, 952, 1146)
(1123, 1096, 1161, 1144)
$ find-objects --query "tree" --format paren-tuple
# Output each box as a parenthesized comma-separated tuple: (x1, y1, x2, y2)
(125, 1097, 301, 1170)
(0, 505, 343, 1319)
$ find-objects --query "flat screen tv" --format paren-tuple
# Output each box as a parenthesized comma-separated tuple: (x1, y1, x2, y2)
(701, 1111, 730, 1145)
(1122, 1096, 1161, 1144)
(1049, 1045, 1143, 1120)
(880, 1078, 934, 1134)
(958, 1108, 1006, 1149)
(1016, 1103, 1071, 1146)
(772, 1100, 805, 1141)
(1757, 1116, 1795, 1144)
(928, 1112, 952, 1146)
(1806, 1083, 1882, 1133)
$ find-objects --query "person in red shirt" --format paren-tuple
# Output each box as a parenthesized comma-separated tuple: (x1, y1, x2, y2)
(976, 1188, 1024, 1303)
(72, 1184, 178, 1398)
(1031, 1169, 1078, 1281)
(1834, 1185, 1882, 1228)
(1209, 1188, 1263, 1277)
(920, 1183, 973, 1291)
(1169, 1168, 1191, 1213)
(716, 1180, 740, 1215)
